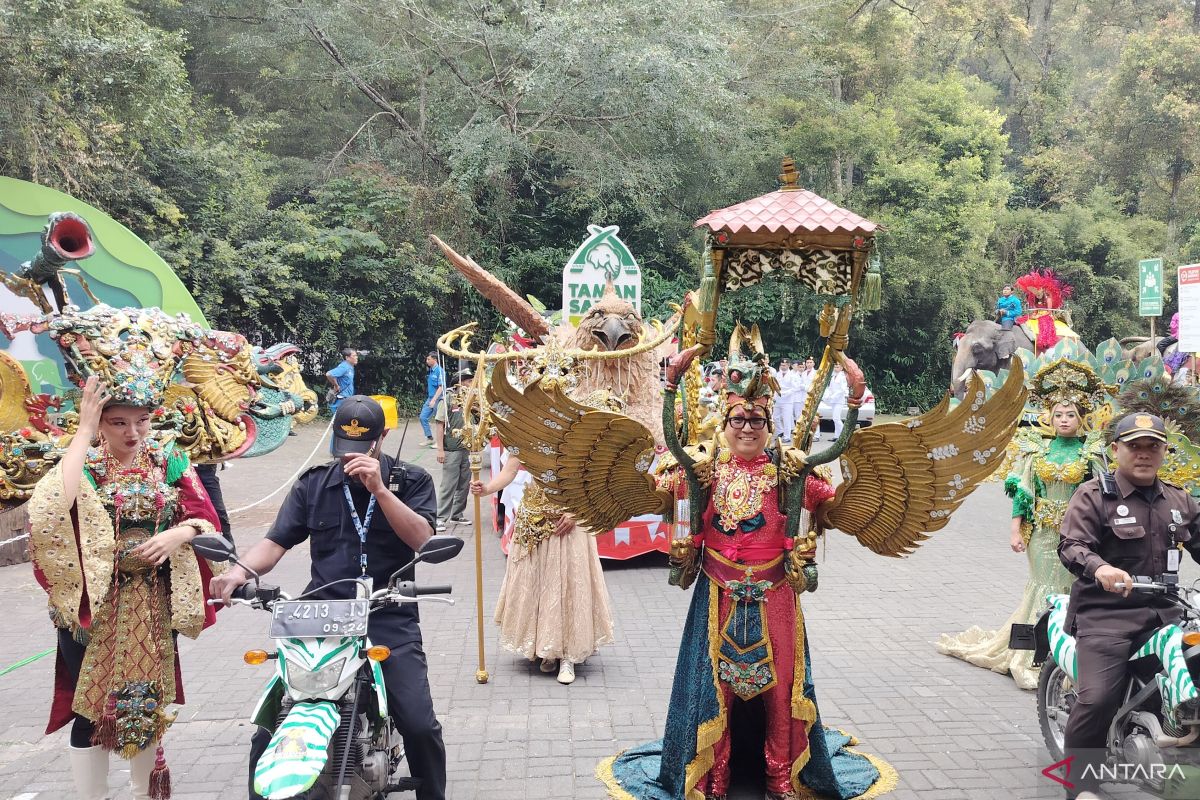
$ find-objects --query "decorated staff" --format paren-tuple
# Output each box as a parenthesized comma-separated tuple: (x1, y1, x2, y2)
(456, 357, 492, 684)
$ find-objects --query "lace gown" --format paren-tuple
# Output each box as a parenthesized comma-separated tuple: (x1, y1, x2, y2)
(493, 457, 615, 664)
(936, 434, 1092, 689)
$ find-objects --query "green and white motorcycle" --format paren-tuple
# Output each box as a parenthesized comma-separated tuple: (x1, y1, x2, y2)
(1016, 577, 1200, 798)
(196, 534, 461, 800)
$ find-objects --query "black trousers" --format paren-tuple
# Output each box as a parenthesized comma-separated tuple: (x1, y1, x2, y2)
(57, 628, 96, 747)
(195, 463, 232, 539)
(248, 637, 446, 800)
(1063, 632, 1149, 796)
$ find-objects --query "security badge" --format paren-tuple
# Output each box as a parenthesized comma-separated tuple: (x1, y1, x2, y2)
(1168, 508, 1185, 572)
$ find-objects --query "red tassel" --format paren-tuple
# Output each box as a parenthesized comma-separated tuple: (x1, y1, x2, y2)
(149, 746, 171, 800)
(92, 694, 118, 750)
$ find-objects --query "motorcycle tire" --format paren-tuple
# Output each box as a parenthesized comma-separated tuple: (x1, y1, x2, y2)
(1038, 655, 1073, 761)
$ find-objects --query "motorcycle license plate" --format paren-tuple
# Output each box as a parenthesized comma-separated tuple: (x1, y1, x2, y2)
(269, 599, 369, 639)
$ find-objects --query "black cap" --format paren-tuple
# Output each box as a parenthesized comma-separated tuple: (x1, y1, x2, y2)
(1114, 413, 1168, 444)
(331, 395, 386, 457)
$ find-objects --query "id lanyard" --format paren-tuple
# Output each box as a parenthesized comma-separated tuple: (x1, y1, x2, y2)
(343, 483, 377, 575)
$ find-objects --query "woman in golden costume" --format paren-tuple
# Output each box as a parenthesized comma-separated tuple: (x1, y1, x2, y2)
(31, 369, 222, 799)
(471, 447, 615, 685)
(937, 358, 1106, 688)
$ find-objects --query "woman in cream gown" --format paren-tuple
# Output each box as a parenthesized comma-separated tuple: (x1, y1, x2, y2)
(471, 449, 614, 684)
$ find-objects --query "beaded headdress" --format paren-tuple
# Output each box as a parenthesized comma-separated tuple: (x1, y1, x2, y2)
(46, 305, 197, 408)
(1029, 357, 1105, 416)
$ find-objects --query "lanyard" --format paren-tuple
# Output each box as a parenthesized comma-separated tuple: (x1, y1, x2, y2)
(343, 483, 377, 575)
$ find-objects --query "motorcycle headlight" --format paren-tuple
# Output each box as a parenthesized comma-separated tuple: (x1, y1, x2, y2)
(286, 658, 346, 694)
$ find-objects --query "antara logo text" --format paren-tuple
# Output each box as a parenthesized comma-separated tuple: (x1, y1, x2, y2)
(1042, 754, 1186, 788)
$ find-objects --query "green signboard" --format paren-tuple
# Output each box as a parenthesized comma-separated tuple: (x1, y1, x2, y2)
(1139, 257, 1164, 317)
(562, 225, 641, 327)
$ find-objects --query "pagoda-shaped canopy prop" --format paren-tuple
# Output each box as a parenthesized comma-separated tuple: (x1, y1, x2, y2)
(694, 158, 878, 297)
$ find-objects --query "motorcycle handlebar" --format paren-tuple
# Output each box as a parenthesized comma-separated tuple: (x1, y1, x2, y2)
(416, 584, 452, 596)
(231, 583, 257, 602)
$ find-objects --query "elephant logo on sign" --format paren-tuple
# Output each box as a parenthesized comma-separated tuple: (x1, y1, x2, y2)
(587, 243, 622, 282)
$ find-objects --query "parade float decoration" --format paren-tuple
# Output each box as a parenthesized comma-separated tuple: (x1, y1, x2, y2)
(0, 179, 314, 519)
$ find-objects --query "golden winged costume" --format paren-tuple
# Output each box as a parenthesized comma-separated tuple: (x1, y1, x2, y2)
(487, 347, 1026, 800)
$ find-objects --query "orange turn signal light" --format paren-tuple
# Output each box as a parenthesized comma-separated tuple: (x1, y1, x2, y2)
(244, 650, 270, 665)
(365, 646, 391, 662)
(1183, 632, 1200, 647)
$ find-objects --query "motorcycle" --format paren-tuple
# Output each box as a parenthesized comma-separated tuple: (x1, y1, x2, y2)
(1016, 577, 1200, 798)
(194, 533, 462, 800)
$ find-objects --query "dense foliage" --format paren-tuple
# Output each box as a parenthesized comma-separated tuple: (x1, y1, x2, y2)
(2, 0, 1197, 408)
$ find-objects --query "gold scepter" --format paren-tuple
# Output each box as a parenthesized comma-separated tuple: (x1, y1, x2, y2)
(453, 356, 492, 684)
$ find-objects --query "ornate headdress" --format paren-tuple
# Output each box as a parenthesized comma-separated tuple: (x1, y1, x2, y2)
(46, 305, 198, 407)
(1014, 269, 1072, 309)
(720, 358, 774, 423)
(1029, 357, 1105, 416)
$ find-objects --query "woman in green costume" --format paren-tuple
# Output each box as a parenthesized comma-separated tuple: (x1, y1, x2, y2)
(937, 358, 1107, 689)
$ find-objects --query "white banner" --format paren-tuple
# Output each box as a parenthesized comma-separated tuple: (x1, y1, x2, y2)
(1177, 264, 1200, 353)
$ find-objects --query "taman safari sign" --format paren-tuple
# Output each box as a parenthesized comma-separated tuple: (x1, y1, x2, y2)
(562, 225, 642, 327)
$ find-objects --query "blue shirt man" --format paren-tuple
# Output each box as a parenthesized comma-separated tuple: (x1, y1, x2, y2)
(995, 286, 1023, 330)
(325, 348, 358, 412)
(420, 352, 445, 445)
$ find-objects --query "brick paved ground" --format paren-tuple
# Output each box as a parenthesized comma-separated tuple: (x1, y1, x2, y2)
(0, 422, 1164, 799)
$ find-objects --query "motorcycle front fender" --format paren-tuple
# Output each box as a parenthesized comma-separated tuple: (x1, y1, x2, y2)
(252, 700, 340, 799)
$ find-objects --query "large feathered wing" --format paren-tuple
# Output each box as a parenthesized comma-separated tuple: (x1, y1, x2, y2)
(823, 358, 1027, 557)
(487, 367, 670, 532)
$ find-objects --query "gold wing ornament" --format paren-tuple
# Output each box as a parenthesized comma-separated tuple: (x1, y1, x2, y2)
(822, 358, 1027, 557)
(487, 365, 670, 533)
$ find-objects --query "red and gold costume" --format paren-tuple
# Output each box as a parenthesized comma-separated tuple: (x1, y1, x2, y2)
(691, 449, 836, 795)
(31, 440, 222, 750)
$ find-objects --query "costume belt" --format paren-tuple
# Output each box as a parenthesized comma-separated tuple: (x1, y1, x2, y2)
(703, 548, 786, 591)
(702, 536, 791, 568)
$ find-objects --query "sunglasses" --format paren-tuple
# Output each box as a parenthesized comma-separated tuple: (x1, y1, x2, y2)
(726, 416, 768, 430)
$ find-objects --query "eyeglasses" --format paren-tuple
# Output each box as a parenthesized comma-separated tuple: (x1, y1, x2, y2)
(726, 416, 768, 430)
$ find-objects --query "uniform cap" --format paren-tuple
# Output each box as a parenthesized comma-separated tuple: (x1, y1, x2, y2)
(332, 395, 386, 457)
(1114, 413, 1168, 444)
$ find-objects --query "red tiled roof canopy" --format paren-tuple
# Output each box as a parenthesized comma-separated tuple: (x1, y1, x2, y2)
(695, 187, 878, 236)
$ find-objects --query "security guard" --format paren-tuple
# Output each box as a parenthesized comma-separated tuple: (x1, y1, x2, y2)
(210, 395, 446, 800)
(1058, 412, 1200, 799)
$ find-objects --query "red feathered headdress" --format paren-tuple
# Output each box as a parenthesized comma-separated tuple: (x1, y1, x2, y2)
(1015, 270, 1072, 309)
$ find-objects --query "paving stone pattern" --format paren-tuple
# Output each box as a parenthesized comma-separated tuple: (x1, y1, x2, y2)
(0, 424, 1163, 799)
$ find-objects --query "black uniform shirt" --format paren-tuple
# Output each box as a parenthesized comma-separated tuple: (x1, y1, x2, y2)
(266, 455, 436, 642)
(1058, 471, 1200, 637)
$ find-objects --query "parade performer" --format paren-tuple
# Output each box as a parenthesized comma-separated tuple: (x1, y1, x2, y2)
(472, 444, 615, 685)
(28, 325, 223, 799)
(937, 357, 1107, 688)
(481, 336, 1025, 799)
(1014, 269, 1075, 352)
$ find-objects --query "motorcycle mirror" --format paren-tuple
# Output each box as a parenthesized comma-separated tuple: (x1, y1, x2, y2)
(192, 534, 237, 562)
(192, 534, 261, 581)
(419, 535, 465, 565)
(389, 535, 464, 585)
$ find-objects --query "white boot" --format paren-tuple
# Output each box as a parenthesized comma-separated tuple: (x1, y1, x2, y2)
(129, 746, 157, 800)
(68, 745, 110, 800)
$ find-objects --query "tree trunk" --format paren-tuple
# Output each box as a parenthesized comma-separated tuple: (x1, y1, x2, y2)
(1167, 150, 1185, 249)
(831, 75, 843, 196)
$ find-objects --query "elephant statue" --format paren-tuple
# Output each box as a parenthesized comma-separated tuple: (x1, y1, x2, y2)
(951, 320, 1036, 397)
